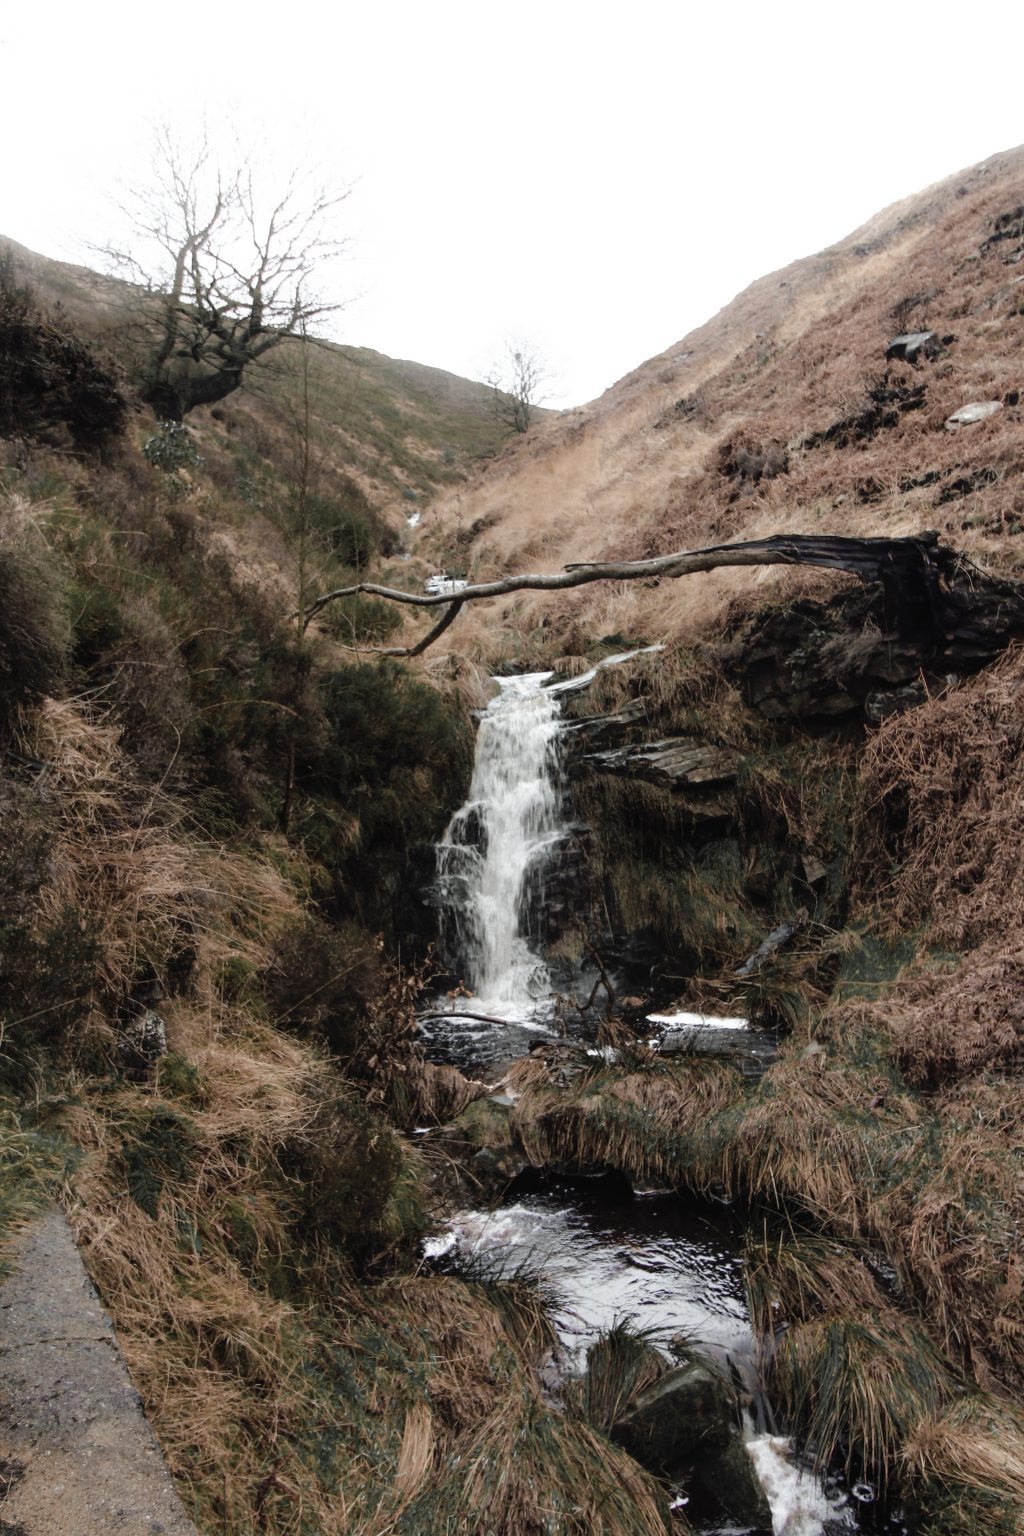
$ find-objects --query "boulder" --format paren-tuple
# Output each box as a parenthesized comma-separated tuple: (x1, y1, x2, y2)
(885, 330, 939, 364)
(581, 737, 740, 790)
(612, 1361, 735, 1465)
(451, 1093, 526, 1188)
(612, 1362, 772, 1530)
(562, 697, 648, 743)
(945, 400, 1002, 430)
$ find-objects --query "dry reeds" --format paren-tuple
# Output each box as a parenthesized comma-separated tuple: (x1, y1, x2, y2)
(854, 644, 1024, 948)
(902, 1396, 1024, 1515)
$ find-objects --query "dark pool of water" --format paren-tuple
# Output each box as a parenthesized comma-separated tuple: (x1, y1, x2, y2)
(428, 1171, 750, 1364)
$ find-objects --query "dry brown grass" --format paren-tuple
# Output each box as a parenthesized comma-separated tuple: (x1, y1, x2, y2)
(854, 644, 1024, 947)
(14, 696, 301, 1040)
(8, 691, 675, 1535)
(414, 146, 1024, 668)
(903, 1396, 1024, 1516)
(771, 1309, 957, 1482)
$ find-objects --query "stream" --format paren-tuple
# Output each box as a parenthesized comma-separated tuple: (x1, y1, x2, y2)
(423, 667, 867, 1535)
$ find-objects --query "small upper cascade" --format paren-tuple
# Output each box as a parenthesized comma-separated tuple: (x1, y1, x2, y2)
(436, 671, 565, 1016)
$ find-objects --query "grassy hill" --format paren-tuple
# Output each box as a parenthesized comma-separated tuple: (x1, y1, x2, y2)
(1, 234, 526, 511)
(415, 144, 1024, 664)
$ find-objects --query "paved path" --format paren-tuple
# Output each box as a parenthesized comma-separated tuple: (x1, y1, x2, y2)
(0, 1209, 200, 1536)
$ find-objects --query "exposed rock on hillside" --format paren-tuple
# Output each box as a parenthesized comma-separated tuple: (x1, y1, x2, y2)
(418, 145, 1024, 663)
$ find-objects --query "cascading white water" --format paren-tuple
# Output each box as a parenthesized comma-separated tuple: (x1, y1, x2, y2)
(436, 671, 565, 1015)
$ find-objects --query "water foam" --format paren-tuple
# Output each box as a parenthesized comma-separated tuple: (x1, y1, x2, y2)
(745, 1431, 853, 1534)
(436, 672, 565, 1015)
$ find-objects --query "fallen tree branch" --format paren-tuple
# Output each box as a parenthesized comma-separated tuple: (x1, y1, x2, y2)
(303, 530, 999, 657)
(418, 1009, 519, 1027)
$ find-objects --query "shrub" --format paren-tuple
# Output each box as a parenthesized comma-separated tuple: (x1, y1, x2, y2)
(285, 1092, 419, 1264)
(317, 591, 402, 644)
(0, 784, 102, 1084)
(142, 420, 204, 474)
(265, 913, 382, 1058)
(0, 505, 71, 716)
(303, 478, 378, 568)
(0, 248, 128, 454)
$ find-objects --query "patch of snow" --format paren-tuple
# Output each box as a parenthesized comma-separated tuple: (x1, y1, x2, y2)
(407, 510, 422, 527)
(545, 643, 666, 694)
(647, 1010, 749, 1030)
(425, 573, 468, 596)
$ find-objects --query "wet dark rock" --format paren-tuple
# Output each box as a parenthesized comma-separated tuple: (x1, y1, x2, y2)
(579, 738, 740, 791)
(451, 1095, 526, 1189)
(603, 927, 670, 987)
(612, 1362, 772, 1530)
(562, 697, 648, 743)
(729, 545, 1024, 722)
(865, 682, 930, 722)
(656, 1023, 778, 1076)
(885, 330, 941, 364)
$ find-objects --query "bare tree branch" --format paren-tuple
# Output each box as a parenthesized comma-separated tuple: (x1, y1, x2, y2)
(302, 529, 1024, 663)
(304, 529, 949, 631)
(486, 338, 548, 435)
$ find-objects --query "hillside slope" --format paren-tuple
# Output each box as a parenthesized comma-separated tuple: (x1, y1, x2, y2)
(414, 145, 1023, 662)
(1, 234, 520, 515)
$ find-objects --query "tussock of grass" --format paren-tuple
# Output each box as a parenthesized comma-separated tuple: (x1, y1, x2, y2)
(903, 1396, 1024, 1523)
(772, 1311, 956, 1482)
(568, 1322, 667, 1434)
(410, 1389, 672, 1536)
(745, 1229, 890, 1338)
(0, 496, 71, 715)
(508, 1048, 750, 1193)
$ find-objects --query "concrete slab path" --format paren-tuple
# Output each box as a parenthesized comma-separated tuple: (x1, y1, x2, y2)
(0, 1208, 201, 1536)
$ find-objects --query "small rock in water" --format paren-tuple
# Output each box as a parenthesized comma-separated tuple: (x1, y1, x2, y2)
(613, 1364, 773, 1530)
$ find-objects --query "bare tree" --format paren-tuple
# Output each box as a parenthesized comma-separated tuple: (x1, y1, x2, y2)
(486, 339, 547, 434)
(105, 130, 348, 420)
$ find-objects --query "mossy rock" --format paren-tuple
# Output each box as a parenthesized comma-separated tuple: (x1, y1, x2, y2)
(613, 1361, 772, 1531)
(453, 1095, 527, 1185)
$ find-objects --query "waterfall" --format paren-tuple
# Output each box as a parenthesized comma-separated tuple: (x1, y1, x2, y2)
(436, 671, 565, 1016)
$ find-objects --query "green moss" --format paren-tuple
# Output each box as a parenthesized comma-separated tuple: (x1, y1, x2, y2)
(119, 1107, 198, 1219)
(155, 1053, 208, 1105)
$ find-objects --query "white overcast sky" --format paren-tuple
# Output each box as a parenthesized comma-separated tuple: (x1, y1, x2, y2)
(3, 1, 1022, 406)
